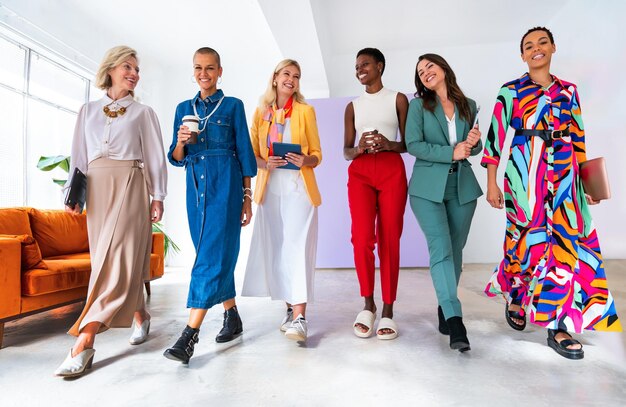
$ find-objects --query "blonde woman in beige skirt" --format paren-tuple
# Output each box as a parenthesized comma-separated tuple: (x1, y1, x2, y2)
(54, 46, 167, 377)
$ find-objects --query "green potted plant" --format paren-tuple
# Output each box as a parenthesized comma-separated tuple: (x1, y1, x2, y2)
(37, 155, 180, 257)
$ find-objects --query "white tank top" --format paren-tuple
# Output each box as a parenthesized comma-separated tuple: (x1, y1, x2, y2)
(352, 87, 399, 142)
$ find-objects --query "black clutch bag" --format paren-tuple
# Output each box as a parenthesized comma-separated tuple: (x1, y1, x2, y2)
(65, 168, 87, 213)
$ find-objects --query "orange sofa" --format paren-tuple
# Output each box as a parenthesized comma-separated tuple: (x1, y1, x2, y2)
(0, 207, 164, 349)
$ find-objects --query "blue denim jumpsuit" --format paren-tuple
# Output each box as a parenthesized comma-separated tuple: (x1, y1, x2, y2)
(168, 90, 257, 309)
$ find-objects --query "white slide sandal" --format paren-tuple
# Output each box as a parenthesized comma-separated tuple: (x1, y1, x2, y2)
(353, 310, 376, 338)
(376, 317, 398, 340)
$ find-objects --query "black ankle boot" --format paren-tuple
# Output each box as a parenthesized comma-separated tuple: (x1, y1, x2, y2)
(215, 306, 243, 343)
(438, 306, 450, 335)
(446, 316, 470, 352)
(163, 325, 200, 364)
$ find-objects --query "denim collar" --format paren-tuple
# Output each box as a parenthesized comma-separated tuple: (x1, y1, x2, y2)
(193, 89, 224, 106)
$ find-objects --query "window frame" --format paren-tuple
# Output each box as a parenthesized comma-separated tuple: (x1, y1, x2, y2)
(0, 30, 94, 206)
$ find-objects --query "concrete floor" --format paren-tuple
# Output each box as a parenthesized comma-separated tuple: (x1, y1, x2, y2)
(1, 262, 625, 407)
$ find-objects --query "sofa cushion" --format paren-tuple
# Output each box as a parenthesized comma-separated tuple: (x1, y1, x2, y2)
(29, 208, 89, 258)
(0, 234, 48, 270)
(0, 208, 47, 270)
(45, 252, 91, 261)
(0, 208, 33, 235)
(21, 257, 91, 296)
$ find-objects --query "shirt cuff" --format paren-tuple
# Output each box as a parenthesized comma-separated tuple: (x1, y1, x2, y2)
(480, 156, 499, 168)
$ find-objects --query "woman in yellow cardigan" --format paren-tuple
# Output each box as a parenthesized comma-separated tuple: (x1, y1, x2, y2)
(242, 59, 322, 343)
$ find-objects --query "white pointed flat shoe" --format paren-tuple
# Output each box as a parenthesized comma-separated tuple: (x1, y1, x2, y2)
(129, 319, 151, 345)
(54, 348, 96, 377)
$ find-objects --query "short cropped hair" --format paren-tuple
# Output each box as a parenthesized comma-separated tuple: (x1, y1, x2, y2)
(356, 47, 386, 75)
(194, 47, 221, 67)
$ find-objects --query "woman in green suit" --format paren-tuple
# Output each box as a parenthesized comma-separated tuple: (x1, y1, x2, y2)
(405, 54, 483, 352)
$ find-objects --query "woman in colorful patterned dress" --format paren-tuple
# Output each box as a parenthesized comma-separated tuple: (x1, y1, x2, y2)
(482, 27, 621, 359)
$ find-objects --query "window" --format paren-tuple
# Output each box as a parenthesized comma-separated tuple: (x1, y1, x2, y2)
(0, 33, 92, 208)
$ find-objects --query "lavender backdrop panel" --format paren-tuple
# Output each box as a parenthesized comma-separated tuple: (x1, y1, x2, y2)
(309, 96, 428, 268)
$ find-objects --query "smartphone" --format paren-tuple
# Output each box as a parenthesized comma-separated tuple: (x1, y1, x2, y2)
(472, 105, 481, 128)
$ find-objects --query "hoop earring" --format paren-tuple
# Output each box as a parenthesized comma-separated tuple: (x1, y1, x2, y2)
(218, 77, 222, 84)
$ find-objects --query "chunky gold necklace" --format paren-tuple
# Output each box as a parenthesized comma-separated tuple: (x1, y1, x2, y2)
(103, 104, 127, 118)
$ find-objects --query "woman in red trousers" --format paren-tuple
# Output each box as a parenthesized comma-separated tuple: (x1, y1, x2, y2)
(343, 47, 408, 340)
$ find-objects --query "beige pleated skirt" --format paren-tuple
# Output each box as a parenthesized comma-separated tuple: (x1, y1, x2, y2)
(69, 158, 151, 336)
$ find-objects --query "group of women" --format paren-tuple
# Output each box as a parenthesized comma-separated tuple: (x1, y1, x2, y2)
(54, 26, 620, 377)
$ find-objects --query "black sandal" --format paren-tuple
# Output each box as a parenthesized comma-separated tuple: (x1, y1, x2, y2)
(547, 329, 584, 360)
(505, 301, 526, 331)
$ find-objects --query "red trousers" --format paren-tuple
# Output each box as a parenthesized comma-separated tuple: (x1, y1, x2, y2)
(347, 152, 407, 304)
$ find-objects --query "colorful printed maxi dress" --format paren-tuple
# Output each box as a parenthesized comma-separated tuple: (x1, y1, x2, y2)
(481, 73, 621, 333)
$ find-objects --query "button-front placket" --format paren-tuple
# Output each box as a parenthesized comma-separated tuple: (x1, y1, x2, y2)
(102, 117, 112, 155)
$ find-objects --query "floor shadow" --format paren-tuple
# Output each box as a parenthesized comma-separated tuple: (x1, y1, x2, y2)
(92, 347, 137, 370)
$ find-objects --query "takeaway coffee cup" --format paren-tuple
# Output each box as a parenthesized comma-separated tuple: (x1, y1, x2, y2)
(182, 115, 200, 144)
(362, 127, 378, 145)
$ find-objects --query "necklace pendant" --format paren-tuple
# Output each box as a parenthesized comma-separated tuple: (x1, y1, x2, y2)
(103, 103, 127, 118)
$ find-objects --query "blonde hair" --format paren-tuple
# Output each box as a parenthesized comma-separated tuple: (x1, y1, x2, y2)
(258, 59, 306, 109)
(95, 46, 139, 95)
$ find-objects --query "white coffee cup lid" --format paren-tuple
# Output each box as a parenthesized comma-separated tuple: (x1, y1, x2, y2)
(182, 115, 199, 122)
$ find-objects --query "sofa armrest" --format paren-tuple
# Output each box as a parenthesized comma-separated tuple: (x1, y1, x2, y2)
(0, 238, 22, 319)
(151, 232, 164, 256)
(149, 232, 165, 281)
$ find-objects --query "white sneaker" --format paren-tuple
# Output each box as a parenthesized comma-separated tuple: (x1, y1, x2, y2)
(129, 319, 151, 345)
(280, 308, 294, 332)
(285, 315, 307, 342)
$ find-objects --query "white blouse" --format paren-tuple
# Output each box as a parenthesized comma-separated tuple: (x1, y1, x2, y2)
(446, 113, 457, 146)
(68, 94, 168, 201)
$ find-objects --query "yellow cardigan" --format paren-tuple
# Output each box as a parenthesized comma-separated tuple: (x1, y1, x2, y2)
(250, 101, 322, 207)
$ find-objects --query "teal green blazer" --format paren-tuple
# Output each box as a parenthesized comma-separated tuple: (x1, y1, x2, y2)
(406, 97, 483, 205)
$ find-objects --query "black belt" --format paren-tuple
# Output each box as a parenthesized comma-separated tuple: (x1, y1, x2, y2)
(515, 128, 570, 143)
(449, 162, 459, 174)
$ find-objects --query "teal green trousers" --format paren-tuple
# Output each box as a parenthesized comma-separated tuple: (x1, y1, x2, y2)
(409, 174, 477, 319)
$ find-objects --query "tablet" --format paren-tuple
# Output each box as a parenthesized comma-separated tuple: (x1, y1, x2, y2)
(272, 142, 302, 170)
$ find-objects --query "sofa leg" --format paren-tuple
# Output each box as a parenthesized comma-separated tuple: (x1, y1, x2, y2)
(0, 322, 4, 349)
(144, 282, 151, 296)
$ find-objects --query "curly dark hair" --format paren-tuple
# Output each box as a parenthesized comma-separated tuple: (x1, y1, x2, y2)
(520, 27, 554, 54)
(413, 53, 472, 125)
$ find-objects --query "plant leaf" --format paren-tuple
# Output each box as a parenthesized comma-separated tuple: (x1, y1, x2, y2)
(37, 155, 70, 172)
(151, 222, 180, 257)
(53, 178, 67, 186)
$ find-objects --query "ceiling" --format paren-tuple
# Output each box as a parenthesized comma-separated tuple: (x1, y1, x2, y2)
(1, 0, 575, 99)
